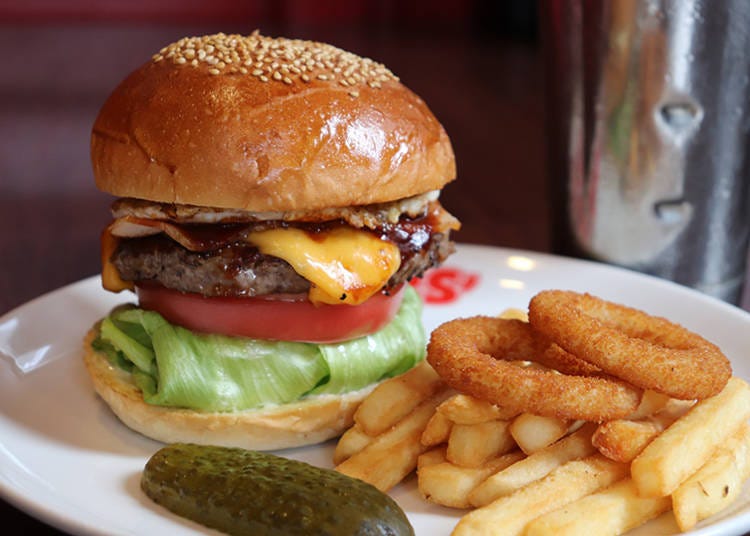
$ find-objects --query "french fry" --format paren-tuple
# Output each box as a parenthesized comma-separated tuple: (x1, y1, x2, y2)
(332, 424, 373, 464)
(509, 413, 570, 454)
(417, 446, 448, 469)
(447, 420, 516, 468)
(524, 478, 671, 536)
(592, 401, 691, 463)
(626, 389, 672, 419)
(592, 419, 664, 464)
(452, 454, 629, 536)
(353, 360, 444, 436)
(469, 423, 596, 507)
(632, 377, 750, 497)
(335, 387, 451, 491)
(418, 451, 524, 509)
(498, 307, 529, 321)
(437, 393, 519, 424)
(336, 431, 423, 493)
(421, 410, 453, 447)
(672, 423, 750, 531)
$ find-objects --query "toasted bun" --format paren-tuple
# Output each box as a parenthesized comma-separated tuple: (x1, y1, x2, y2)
(91, 32, 455, 212)
(83, 327, 373, 450)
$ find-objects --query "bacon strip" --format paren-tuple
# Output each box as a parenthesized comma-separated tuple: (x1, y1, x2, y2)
(108, 216, 248, 252)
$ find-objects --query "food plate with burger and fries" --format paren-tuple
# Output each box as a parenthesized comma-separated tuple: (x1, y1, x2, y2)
(1, 244, 750, 535)
(2, 31, 750, 536)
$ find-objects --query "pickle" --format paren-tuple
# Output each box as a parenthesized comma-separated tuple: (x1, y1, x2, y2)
(141, 443, 414, 536)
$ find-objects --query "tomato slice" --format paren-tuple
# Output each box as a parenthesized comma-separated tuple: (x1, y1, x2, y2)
(135, 284, 405, 343)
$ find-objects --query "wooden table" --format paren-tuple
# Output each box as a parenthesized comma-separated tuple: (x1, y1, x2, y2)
(1, 22, 747, 534)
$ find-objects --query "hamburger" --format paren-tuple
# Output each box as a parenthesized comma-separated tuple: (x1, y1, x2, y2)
(84, 32, 458, 450)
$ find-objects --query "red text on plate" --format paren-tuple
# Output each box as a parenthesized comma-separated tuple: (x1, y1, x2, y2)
(410, 267, 480, 305)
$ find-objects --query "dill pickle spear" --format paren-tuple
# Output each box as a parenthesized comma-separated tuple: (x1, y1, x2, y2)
(141, 443, 414, 536)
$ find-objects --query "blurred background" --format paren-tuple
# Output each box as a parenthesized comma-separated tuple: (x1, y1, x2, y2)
(0, 0, 546, 316)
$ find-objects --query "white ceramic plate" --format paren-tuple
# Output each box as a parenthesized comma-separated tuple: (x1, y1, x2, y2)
(1, 244, 749, 536)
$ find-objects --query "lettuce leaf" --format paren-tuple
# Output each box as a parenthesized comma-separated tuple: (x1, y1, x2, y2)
(93, 286, 425, 412)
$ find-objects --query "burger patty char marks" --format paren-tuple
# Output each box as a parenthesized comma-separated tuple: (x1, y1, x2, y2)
(112, 225, 454, 298)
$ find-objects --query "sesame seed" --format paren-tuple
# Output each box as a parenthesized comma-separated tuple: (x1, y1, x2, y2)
(152, 31, 397, 88)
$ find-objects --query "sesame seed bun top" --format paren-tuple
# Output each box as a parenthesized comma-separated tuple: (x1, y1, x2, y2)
(91, 32, 456, 211)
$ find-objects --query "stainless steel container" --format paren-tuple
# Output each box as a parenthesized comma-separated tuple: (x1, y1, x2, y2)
(540, 0, 750, 304)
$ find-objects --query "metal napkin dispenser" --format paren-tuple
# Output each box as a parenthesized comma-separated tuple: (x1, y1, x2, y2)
(542, 0, 750, 304)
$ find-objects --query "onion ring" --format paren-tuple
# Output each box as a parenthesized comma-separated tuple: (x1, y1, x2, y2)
(426, 316, 642, 421)
(527, 290, 732, 400)
(535, 340, 601, 377)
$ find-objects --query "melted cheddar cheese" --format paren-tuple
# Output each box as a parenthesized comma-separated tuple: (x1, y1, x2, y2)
(247, 227, 401, 305)
(100, 224, 134, 292)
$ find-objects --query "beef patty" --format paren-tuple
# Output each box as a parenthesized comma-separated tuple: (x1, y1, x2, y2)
(112, 224, 454, 298)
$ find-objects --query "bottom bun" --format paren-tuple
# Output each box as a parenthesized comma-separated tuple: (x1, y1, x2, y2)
(83, 326, 375, 450)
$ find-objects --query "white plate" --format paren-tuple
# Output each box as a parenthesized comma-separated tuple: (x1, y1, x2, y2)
(1, 244, 749, 536)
